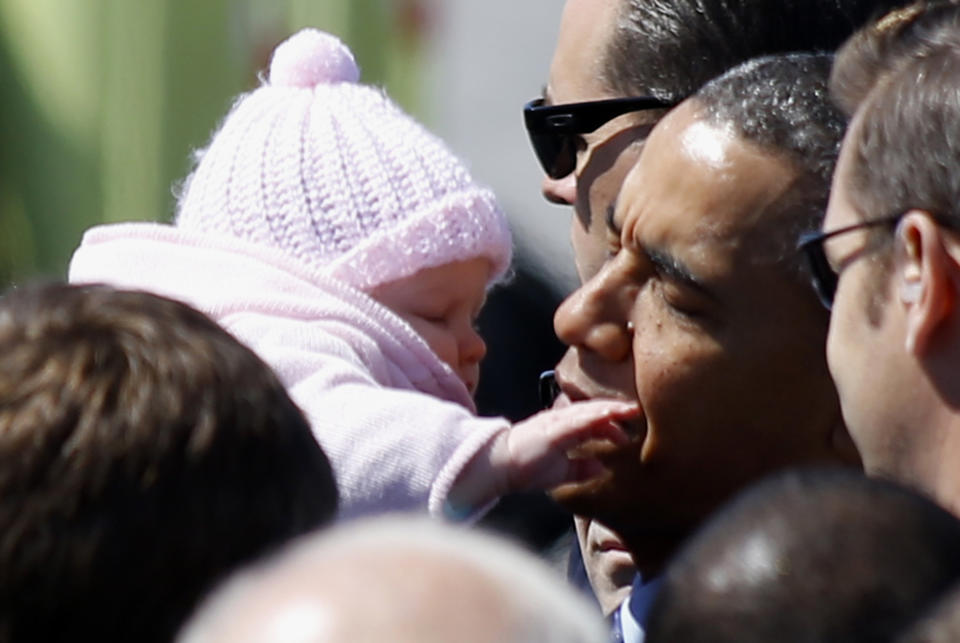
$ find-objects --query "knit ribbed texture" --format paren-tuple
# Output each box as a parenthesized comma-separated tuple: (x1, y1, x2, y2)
(68, 222, 511, 519)
(176, 28, 512, 292)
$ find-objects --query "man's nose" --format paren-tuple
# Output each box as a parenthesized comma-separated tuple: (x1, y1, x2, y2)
(541, 172, 577, 205)
(554, 262, 635, 362)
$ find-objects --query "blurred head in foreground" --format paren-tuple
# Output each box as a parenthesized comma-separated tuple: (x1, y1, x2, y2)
(178, 515, 608, 643)
(646, 469, 960, 643)
(0, 282, 338, 643)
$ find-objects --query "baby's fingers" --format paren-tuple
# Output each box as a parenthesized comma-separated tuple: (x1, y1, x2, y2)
(540, 399, 641, 448)
(502, 400, 642, 492)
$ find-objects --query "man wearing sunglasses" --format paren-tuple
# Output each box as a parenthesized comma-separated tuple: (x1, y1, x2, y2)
(804, 2, 960, 520)
(527, 0, 902, 284)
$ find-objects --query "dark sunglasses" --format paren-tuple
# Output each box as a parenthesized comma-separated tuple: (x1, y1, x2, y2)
(798, 213, 911, 310)
(523, 96, 676, 179)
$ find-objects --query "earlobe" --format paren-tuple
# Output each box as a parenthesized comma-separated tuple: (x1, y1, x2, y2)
(899, 276, 921, 304)
(902, 213, 954, 356)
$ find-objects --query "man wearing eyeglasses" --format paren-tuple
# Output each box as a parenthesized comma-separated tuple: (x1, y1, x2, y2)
(804, 2, 960, 519)
(549, 52, 862, 643)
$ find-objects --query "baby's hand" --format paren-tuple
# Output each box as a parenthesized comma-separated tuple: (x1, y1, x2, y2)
(444, 399, 640, 521)
(491, 399, 641, 494)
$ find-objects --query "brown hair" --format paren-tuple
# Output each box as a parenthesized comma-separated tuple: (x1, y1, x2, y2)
(832, 1, 960, 228)
(0, 282, 337, 642)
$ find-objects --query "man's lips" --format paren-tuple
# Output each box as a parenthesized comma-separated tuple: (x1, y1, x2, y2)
(597, 538, 630, 553)
(554, 374, 591, 404)
(588, 519, 631, 553)
(554, 370, 635, 409)
(552, 371, 647, 458)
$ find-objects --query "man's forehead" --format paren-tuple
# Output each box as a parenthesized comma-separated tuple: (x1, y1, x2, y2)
(614, 104, 800, 269)
(547, 0, 620, 103)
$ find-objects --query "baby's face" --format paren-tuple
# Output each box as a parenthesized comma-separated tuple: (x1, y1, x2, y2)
(369, 258, 492, 396)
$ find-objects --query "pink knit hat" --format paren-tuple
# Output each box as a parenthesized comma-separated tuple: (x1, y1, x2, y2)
(176, 29, 512, 292)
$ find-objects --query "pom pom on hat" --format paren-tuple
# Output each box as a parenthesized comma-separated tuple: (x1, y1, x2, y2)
(176, 28, 512, 292)
(269, 29, 360, 87)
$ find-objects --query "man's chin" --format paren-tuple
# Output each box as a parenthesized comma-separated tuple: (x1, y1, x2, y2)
(551, 474, 615, 512)
(553, 480, 697, 566)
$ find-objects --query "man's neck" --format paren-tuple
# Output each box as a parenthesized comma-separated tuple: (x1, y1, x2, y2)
(929, 413, 960, 518)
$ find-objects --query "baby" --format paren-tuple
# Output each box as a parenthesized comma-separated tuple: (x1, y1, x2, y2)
(69, 29, 639, 520)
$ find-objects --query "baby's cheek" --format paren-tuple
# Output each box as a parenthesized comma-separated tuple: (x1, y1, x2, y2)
(429, 334, 462, 372)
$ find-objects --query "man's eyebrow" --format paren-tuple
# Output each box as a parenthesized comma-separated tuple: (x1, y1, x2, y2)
(645, 245, 718, 302)
(609, 200, 717, 300)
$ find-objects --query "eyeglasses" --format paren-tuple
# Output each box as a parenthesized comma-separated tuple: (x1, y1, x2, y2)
(797, 209, 932, 310)
(523, 96, 676, 179)
(798, 214, 906, 310)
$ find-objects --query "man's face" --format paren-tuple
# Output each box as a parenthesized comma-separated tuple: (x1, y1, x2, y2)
(823, 129, 919, 483)
(544, 0, 669, 282)
(552, 102, 853, 569)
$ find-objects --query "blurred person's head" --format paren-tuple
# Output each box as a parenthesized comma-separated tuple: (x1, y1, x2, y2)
(645, 469, 960, 643)
(178, 515, 608, 643)
(530, 0, 902, 282)
(0, 282, 337, 643)
(813, 0, 960, 516)
(552, 53, 857, 577)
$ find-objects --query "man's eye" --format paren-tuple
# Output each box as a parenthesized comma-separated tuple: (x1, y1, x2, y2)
(657, 281, 707, 321)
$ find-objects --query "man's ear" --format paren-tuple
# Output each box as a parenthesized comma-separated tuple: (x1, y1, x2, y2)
(900, 211, 956, 356)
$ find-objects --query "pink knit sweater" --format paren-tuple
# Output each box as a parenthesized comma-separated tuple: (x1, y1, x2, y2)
(68, 223, 508, 520)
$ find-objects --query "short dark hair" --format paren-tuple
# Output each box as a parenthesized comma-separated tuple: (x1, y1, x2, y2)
(697, 53, 844, 189)
(832, 1, 960, 228)
(603, 0, 904, 102)
(646, 469, 960, 643)
(0, 283, 338, 643)
(693, 53, 846, 278)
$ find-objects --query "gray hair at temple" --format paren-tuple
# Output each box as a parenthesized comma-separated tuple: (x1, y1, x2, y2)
(178, 515, 609, 643)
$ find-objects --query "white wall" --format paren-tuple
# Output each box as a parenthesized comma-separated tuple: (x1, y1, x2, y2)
(424, 1, 578, 295)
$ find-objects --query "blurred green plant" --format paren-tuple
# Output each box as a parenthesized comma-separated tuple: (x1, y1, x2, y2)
(0, 0, 427, 288)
